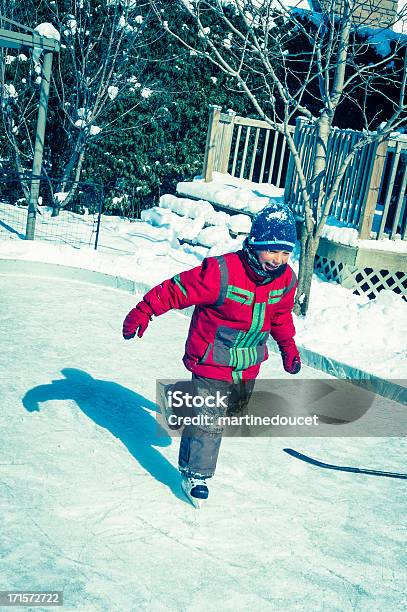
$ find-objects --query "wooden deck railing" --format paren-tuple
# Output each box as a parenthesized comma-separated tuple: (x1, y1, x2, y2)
(202, 106, 407, 241)
(202, 105, 294, 187)
(285, 118, 407, 240)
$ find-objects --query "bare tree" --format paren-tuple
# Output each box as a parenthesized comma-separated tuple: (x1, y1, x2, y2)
(1, 0, 158, 215)
(150, 0, 407, 315)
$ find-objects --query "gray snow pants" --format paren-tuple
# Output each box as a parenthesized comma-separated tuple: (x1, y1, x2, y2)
(178, 374, 255, 479)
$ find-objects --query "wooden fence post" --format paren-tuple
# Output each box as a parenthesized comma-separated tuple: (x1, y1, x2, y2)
(358, 139, 389, 239)
(220, 109, 236, 174)
(203, 104, 222, 182)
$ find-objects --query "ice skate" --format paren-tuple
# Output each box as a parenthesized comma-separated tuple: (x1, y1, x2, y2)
(180, 474, 209, 509)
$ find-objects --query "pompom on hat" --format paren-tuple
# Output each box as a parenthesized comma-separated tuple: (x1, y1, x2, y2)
(248, 201, 297, 252)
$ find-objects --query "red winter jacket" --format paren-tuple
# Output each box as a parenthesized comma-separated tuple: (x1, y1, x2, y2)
(141, 250, 297, 382)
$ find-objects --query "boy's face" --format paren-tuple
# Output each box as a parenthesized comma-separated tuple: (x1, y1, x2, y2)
(256, 250, 290, 272)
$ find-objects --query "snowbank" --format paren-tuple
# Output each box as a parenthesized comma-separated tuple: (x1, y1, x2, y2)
(295, 280, 406, 379)
(177, 172, 284, 214)
(158, 194, 251, 234)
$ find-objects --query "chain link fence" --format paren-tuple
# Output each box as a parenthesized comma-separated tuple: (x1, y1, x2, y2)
(0, 175, 104, 249)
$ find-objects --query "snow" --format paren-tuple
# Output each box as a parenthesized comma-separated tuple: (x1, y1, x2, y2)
(266, 209, 289, 221)
(358, 25, 407, 58)
(74, 119, 87, 129)
(141, 207, 205, 243)
(228, 213, 251, 234)
(119, 14, 128, 29)
(292, 7, 407, 57)
(160, 193, 214, 218)
(89, 125, 102, 136)
(0, 273, 406, 610)
(321, 216, 407, 253)
(77, 108, 92, 120)
(0, 196, 405, 379)
(65, 18, 78, 35)
(177, 172, 284, 214)
(321, 220, 361, 247)
(108, 86, 119, 101)
(141, 87, 153, 99)
(76, 118, 103, 136)
(34, 22, 61, 42)
(197, 224, 231, 247)
(158, 194, 251, 234)
(142, 205, 245, 252)
(3, 83, 18, 99)
(54, 192, 69, 203)
(295, 280, 407, 379)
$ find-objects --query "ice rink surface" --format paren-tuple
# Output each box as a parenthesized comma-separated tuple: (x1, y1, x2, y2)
(1, 274, 406, 611)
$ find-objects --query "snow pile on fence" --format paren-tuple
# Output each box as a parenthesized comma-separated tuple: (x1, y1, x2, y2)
(176, 171, 284, 214)
(321, 215, 407, 253)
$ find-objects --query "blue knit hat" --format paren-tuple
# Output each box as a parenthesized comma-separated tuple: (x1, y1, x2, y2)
(248, 201, 296, 252)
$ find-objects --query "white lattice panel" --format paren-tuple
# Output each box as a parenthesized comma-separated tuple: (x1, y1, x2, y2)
(314, 255, 407, 300)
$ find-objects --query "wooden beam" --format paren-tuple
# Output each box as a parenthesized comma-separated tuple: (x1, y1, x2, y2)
(220, 110, 236, 174)
(0, 28, 59, 52)
(358, 139, 389, 240)
(203, 105, 222, 182)
(390, 161, 407, 239)
(233, 115, 295, 132)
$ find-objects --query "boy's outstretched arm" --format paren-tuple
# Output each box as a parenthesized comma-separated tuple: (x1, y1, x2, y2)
(122, 257, 220, 339)
(269, 274, 301, 375)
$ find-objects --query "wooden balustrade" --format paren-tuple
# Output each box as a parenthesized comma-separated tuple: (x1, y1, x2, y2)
(202, 106, 407, 241)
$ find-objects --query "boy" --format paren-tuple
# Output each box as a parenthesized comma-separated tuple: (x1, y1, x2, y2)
(122, 202, 301, 507)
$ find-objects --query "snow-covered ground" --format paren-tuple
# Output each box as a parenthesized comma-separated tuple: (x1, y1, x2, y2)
(0, 189, 406, 380)
(1, 274, 406, 611)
